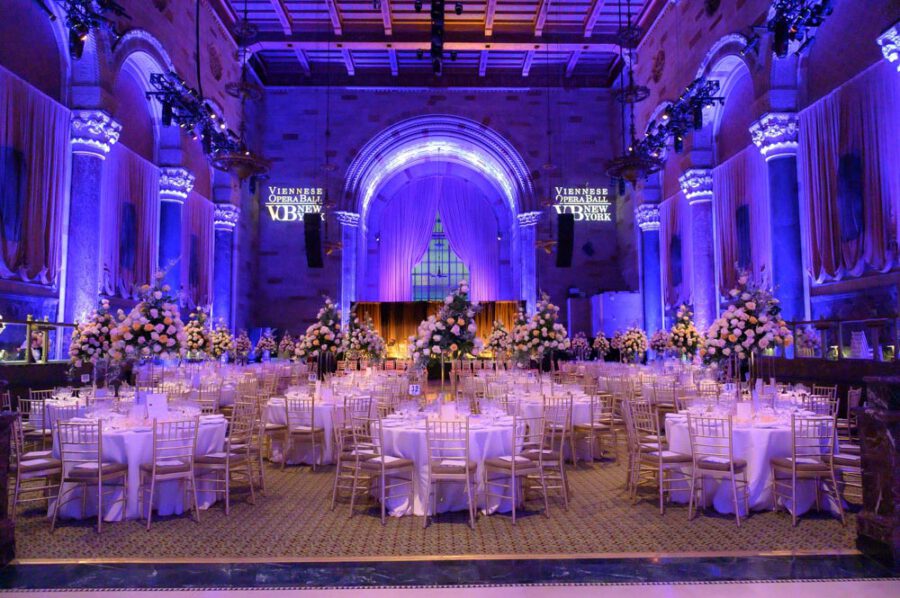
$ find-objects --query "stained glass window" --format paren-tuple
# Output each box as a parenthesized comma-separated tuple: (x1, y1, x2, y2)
(411, 215, 469, 301)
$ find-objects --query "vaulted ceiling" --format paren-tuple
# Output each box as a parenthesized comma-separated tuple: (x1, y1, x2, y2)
(210, 0, 665, 86)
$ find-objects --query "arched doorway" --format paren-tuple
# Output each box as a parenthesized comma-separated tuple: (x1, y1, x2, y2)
(340, 114, 537, 324)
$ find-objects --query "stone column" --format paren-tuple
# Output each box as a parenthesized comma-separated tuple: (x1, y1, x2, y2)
(750, 112, 805, 321)
(63, 110, 121, 323)
(679, 169, 716, 331)
(158, 168, 194, 294)
(212, 204, 239, 327)
(334, 211, 360, 327)
(635, 203, 662, 334)
(517, 211, 542, 313)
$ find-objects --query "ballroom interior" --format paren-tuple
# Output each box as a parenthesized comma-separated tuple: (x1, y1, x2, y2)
(0, 0, 899, 595)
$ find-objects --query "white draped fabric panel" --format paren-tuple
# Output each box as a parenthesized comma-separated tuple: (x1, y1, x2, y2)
(659, 191, 692, 309)
(376, 176, 501, 302)
(181, 191, 214, 307)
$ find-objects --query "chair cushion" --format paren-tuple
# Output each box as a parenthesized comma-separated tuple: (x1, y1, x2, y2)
(140, 459, 191, 475)
(361, 455, 414, 470)
(522, 448, 562, 461)
(68, 462, 127, 479)
(641, 450, 691, 464)
(289, 426, 325, 435)
(485, 455, 536, 471)
(429, 459, 477, 474)
(23, 450, 53, 460)
(195, 451, 248, 464)
(770, 456, 830, 472)
(12, 457, 61, 473)
(839, 444, 861, 455)
(696, 456, 748, 472)
(573, 423, 611, 431)
(833, 453, 861, 467)
(264, 423, 286, 431)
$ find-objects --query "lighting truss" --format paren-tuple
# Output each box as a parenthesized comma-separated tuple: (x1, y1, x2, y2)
(637, 77, 725, 158)
(744, 0, 834, 58)
(34, 0, 130, 59)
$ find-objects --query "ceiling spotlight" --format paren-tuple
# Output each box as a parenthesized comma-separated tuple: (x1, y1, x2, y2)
(455, 2, 463, 15)
(416, 49, 424, 59)
(673, 134, 684, 154)
(450, 51, 458, 61)
(414, 0, 423, 12)
(161, 102, 174, 127)
(68, 28, 86, 59)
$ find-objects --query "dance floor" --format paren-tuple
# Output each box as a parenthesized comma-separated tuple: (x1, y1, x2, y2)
(13, 454, 856, 561)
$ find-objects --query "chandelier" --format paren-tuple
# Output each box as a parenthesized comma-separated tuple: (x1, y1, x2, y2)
(36, 0, 130, 59)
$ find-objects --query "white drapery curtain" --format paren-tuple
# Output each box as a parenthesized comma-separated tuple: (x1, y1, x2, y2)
(659, 191, 692, 309)
(181, 191, 214, 307)
(0, 65, 69, 285)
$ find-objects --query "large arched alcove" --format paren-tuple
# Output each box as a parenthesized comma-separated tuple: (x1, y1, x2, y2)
(340, 114, 535, 322)
(0, 0, 69, 102)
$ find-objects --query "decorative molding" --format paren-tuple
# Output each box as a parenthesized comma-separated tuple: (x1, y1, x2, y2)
(112, 29, 176, 72)
(749, 112, 799, 160)
(70, 110, 121, 159)
(678, 168, 713, 204)
(695, 33, 750, 80)
(334, 211, 361, 227)
(159, 168, 195, 204)
(214, 204, 240, 230)
(517, 211, 543, 227)
(878, 22, 899, 72)
(635, 203, 661, 232)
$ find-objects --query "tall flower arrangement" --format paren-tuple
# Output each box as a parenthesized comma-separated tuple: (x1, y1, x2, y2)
(593, 332, 611, 359)
(295, 297, 343, 360)
(408, 279, 482, 367)
(520, 293, 570, 359)
(570, 332, 590, 359)
(701, 273, 793, 365)
(669, 304, 702, 358)
(254, 329, 277, 360)
(111, 273, 186, 361)
(796, 326, 821, 356)
(487, 320, 511, 358)
(183, 306, 210, 360)
(618, 327, 648, 363)
(277, 333, 295, 359)
(649, 330, 670, 355)
(342, 314, 386, 361)
(69, 299, 115, 367)
(234, 330, 252, 362)
(209, 320, 234, 360)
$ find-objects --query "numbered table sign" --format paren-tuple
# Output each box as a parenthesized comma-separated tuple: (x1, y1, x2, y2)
(308, 373, 318, 382)
(408, 384, 421, 397)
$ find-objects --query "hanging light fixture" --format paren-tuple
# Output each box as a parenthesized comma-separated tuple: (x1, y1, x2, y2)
(605, 0, 661, 188)
(321, 48, 342, 256)
(213, 0, 269, 181)
(37, 0, 130, 59)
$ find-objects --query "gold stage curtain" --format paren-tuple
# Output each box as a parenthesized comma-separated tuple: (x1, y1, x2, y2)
(353, 301, 521, 358)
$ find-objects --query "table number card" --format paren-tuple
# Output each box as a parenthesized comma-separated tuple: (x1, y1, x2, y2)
(308, 373, 318, 382)
(80, 374, 91, 384)
(145, 393, 168, 419)
(409, 384, 421, 397)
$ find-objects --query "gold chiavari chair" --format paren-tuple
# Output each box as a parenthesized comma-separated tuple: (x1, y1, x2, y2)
(1, 390, 12, 411)
(52, 421, 128, 533)
(485, 415, 548, 523)
(424, 418, 478, 529)
(803, 394, 838, 417)
(573, 393, 617, 463)
(686, 414, 749, 526)
(631, 399, 692, 514)
(283, 397, 326, 471)
(770, 413, 845, 527)
(197, 382, 221, 415)
(523, 395, 572, 508)
(837, 387, 862, 443)
(195, 403, 256, 515)
(812, 384, 838, 400)
(9, 416, 61, 521)
(139, 418, 200, 529)
(19, 393, 51, 451)
(353, 416, 415, 524)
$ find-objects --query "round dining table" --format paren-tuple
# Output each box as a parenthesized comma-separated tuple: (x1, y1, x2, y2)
(50, 413, 228, 521)
(377, 414, 516, 517)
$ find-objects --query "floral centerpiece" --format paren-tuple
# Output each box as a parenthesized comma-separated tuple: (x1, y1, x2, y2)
(570, 332, 590, 359)
(234, 330, 252, 363)
(254, 329, 277, 361)
(593, 332, 610, 359)
(487, 320, 511, 359)
(110, 272, 186, 362)
(209, 320, 234, 360)
(510, 307, 532, 366)
(795, 325, 821, 357)
(519, 293, 570, 370)
(277, 333, 295, 359)
(649, 330, 670, 357)
(295, 297, 343, 363)
(342, 314, 386, 361)
(669, 304, 702, 359)
(701, 272, 793, 369)
(69, 299, 115, 367)
(183, 306, 210, 361)
(408, 279, 483, 372)
(618, 327, 648, 363)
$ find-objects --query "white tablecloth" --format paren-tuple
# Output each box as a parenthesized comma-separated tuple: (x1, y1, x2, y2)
(378, 416, 515, 517)
(664, 413, 839, 516)
(264, 397, 338, 465)
(513, 393, 593, 461)
(50, 416, 227, 521)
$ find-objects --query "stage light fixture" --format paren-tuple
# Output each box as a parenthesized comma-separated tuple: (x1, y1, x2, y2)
(161, 102, 174, 127)
(673, 134, 684, 154)
(692, 106, 704, 130)
(414, 0, 423, 12)
(450, 51, 458, 61)
(416, 49, 424, 59)
(455, 2, 463, 15)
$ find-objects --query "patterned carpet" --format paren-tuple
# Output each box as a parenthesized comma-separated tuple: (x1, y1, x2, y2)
(13, 454, 856, 560)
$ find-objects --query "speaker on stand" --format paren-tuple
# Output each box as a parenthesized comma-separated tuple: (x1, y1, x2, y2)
(556, 213, 574, 267)
(304, 213, 324, 268)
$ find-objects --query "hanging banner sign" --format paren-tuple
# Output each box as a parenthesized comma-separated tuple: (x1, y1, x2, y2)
(553, 186, 613, 222)
(265, 186, 325, 222)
